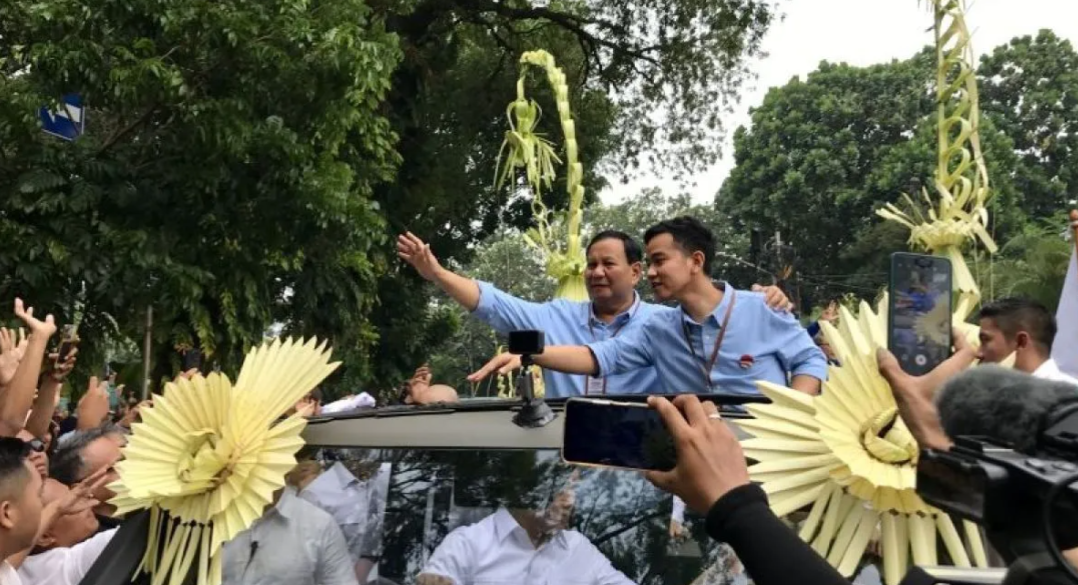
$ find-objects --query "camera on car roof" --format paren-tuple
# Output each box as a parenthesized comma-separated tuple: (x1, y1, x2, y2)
(508, 330, 545, 356)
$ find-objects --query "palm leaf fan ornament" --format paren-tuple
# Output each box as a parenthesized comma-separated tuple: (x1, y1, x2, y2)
(736, 299, 988, 585)
(495, 50, 589, 302)
(109, 337, 341, 585)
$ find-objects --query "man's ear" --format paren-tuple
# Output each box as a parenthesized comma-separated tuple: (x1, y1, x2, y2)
(1015, 331, 1031, 350)
(629, 262, 643, 283)
(0, 500, 15, 530)
(35, 528, 56, 549)
(691, 251, 707, 274)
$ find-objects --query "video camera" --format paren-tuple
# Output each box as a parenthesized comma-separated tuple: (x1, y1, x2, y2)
(911, 404, 1078, 585)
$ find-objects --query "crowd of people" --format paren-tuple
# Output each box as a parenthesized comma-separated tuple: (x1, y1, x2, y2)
(0, 213, 1072, 585)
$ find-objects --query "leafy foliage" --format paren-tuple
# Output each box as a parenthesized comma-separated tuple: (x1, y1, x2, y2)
(0, 0, 401, 389)
(717, 33, 1078, 308)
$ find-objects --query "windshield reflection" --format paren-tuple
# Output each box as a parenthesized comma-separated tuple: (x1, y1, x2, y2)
(292, 447, 750, 585)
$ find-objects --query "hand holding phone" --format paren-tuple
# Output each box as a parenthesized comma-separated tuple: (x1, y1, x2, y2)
(55, 324, 79, 368)
(888, 252, 953, 376)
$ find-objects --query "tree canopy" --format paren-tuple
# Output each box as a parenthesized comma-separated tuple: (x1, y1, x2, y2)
(716, 31, 1078, 308)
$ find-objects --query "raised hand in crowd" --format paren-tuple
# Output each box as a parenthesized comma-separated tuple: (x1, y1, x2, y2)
(24, 346, 78, 442)
(0, 299, 57, 436)
(119, 399, 151, 428)
(750, 284, 795, 313)
(76, 376, 112, 431)
(0, 328, 28, 387)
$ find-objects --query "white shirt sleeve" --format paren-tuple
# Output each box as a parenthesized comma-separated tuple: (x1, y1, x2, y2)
(419, 530, 472, 585)
(576, 539, 635, 585)
(66, 529, 118, 583)
(315, 520, 360, 585)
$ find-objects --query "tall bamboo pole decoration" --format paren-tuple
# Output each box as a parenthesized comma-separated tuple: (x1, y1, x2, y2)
(877, 0, 997, 324)
(495, 50, 588, 301)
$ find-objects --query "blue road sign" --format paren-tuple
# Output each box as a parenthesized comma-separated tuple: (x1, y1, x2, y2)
(40, 94, 85, 141)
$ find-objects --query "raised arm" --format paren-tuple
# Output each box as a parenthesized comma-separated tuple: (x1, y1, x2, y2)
(0, 300, 56, 437)
(398, 232, 557, 332)
(398, 232, 481, 310)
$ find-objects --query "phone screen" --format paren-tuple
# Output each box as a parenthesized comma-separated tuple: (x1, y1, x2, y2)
(562, 398, 676, 472)
(888, 253, 953, 376)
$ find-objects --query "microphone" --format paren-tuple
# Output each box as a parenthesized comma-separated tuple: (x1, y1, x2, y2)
(935, 365, 1078, 453)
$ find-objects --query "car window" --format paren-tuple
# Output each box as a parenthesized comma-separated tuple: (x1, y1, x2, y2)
(294, 447, 749, 585)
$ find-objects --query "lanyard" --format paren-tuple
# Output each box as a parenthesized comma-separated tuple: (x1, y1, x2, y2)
(585, 300, 640, 395)
(681, 290, 737, 391)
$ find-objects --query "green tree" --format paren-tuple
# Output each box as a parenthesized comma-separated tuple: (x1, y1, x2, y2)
(715, 36, 1076, 307)
(369, 0, 777, 390)
(0, 0, 400, 387)
(979, 30, 1078, 218)
(974, 218, 1074, 313)
(716, 51, 938, 303)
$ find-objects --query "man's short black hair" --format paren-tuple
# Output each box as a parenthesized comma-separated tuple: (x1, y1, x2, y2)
(978, 296, 1057, 353)
(643, 216, 716, 273)
(0, 437, 31, 499)
(585, 230, 643, 265)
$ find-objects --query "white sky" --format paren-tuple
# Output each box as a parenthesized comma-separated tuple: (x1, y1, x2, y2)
(601, 0, 1078, 204)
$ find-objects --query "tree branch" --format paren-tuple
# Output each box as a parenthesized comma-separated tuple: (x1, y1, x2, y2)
(96, 104, 158, 156)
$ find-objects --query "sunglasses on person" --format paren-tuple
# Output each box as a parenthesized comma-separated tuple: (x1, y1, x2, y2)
(23, 438, 45, 453)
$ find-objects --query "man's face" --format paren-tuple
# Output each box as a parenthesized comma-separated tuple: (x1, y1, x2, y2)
(645, 234, 698, 301)
(584, 239, 641, 307)
(977, 318, 1016, 365)
(79, 435, 124, 504)
(39, 479, 98, 549)
(16, 430, 47, 480)
(5, 460, 44, 552)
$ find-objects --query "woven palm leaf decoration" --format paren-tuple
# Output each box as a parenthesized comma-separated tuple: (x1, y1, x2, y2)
(495, 50, 588, 302)
(877, 0, 996, 327)
(109, 337, 340, 585)
(736, 299, 987, 585)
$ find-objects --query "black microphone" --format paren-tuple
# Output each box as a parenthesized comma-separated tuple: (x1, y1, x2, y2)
(936, 365, 1078, 453)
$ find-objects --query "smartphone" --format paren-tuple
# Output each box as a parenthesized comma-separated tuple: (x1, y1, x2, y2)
(888, 252, 953, 376)
(56, 325, 78, 365)
(562, 398, 677, 472)
(182, 349, 203, 372)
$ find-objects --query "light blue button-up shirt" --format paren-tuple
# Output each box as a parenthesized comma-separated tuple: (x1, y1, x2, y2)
(473, 281, 662, 397)
(587, 284, 829, 396)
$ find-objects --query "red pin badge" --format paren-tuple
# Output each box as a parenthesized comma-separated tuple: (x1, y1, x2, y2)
(738, 354, 755, 369)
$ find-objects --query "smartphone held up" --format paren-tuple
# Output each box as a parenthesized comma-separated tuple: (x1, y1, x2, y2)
(887, 252, 953, 376)
(562, 398, 677, 472)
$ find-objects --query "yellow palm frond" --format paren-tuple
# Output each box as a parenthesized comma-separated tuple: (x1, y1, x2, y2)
(110, 337, 340, 585)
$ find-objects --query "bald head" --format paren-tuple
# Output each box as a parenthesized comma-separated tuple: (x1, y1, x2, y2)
(37, 479, 99, 550)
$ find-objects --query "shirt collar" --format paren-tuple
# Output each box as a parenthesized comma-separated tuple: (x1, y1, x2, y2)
(327, 461, 360, 488)
(274, 487, 301, 520)
(585, 292, 641, 329)
(681, 281, 735, 327)
(492, 507, 570, 550)
(1033, 358, 1062, 379)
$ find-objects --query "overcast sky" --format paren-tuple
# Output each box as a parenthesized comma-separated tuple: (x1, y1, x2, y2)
(601, 0, 1078, 204)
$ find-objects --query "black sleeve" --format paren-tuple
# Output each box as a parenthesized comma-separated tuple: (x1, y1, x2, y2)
(705, 484, 850, 585)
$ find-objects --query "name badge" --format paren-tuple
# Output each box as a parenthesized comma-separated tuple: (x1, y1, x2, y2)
(586, 376, 605, 395)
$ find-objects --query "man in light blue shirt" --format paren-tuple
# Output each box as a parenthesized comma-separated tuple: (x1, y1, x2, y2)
(397, 230, 791, 398)
(469, 217, 828, 396)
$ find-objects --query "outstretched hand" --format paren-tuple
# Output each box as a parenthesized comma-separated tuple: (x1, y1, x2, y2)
(0, 328, 27, 386)
(466, 353, 522, 383)
(397, 232, 444, 282)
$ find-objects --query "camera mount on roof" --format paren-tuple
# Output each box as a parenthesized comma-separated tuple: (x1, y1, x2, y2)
(507, 330, 555, 429)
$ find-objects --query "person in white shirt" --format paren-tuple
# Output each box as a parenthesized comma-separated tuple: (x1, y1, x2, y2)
(417, 475, 632, 585)
(298, 460, 392, 583)
(977, 296, 1078, 386)
(0, 438, 46, 585)
(18, 479, 117, 585)
(221, 487, 358, 585)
